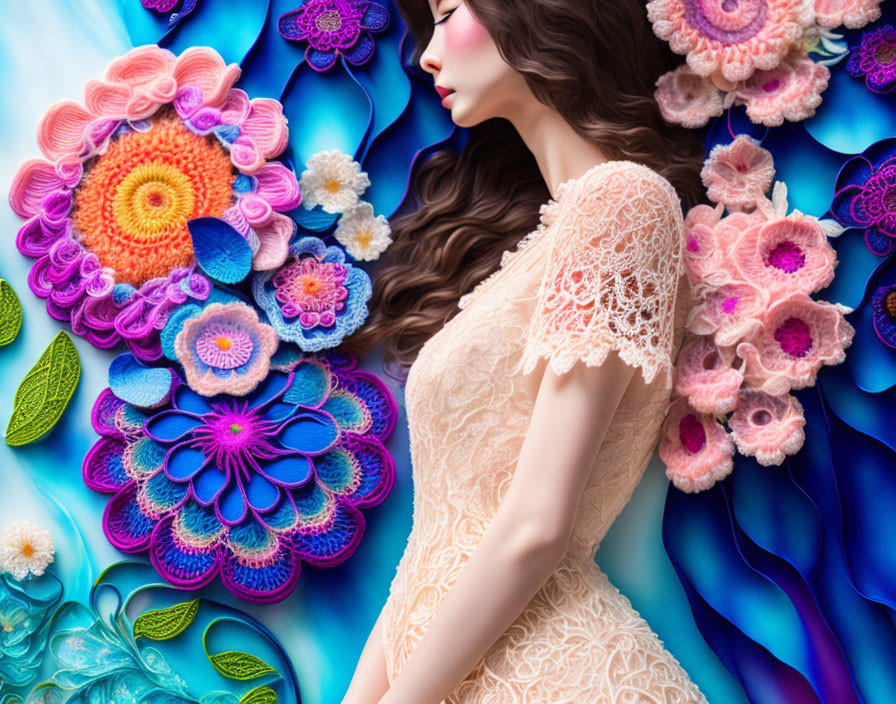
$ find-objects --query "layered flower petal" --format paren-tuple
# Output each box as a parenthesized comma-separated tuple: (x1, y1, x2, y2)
(659, 397, 735, 493)
(728, 389, 805, 465)
(674, 337, 744, 416)
(701, 135, 776, 211)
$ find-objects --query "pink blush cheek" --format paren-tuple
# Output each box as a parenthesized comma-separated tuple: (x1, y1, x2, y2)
(444, 5, 491, 52)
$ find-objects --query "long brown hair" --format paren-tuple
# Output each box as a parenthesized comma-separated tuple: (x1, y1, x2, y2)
(342, 0, 708, 380)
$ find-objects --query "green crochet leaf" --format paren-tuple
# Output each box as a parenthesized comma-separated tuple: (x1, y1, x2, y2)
(208, 650, 277, 681)
(6, 331, 80, 446)
(239, 686, 278, 704)
(133, 598, 200, 641)
(0, 279, 22, 346)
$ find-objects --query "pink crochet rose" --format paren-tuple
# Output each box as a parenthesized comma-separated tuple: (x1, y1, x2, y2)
(682, 203, 726, 285)
(814, 0, 883, 29)
(736, 51, 830, 127)
(674, 337, 744, 416)
(729, 389, 806, 465)
(688, 279, 766, 348)
(736, 293, 855, 395)
(701, 135, 776, 211)
(654, 64, 724, 128)
(659, 397, 735, 493)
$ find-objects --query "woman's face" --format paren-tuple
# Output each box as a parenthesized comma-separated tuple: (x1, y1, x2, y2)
(420, 0, 531, 127)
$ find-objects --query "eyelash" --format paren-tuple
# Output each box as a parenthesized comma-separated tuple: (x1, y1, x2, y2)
(434, 8, 456, 25)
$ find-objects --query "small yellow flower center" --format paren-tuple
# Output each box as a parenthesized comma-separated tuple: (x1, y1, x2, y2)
(21, 542, 34, 559)
(303, 276, 323, 294)
(215, 336, 232, 351)
(324, 179, 342, 194)
(229, 423, 243, 435)
(2, 623, 12, 633)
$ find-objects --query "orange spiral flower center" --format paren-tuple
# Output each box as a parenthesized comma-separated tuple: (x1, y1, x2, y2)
(72, 111, 235, 286)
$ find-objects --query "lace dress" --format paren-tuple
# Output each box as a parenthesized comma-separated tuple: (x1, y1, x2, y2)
(380, 160, 708, 703)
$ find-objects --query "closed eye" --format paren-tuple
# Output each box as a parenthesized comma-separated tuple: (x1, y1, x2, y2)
(434, 7, 456, 25)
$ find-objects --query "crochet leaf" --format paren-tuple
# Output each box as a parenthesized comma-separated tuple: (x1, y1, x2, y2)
(0, 279, 22, 346)
(240, 686, 278, 704)
(132, 598, 199, 641)
(208, 650, 277, 681)
(188, 216, 253, 284)
(6, 331, 80, 446)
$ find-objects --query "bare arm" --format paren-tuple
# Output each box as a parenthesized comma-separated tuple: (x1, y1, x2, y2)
(376, 351, 637, 704)
(342, 607, 392, 704)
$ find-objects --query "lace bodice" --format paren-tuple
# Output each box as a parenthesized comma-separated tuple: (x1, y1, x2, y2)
(381, 161, 707, 703)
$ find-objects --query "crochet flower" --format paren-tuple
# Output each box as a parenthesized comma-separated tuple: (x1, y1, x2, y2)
(8, 45, 300, 361)
(278, 0, 390, 72)
(728, 389, 805, 465)
(674, 337, 744, 416)
(736, 293, 855, 395)
(701, 136, 776, 211)
(814, 0, 883, 30)
(0, 522, 55, 580)
(83, 355, 398, 603)
(253, 236, 372, 351)
(688, 279, 766, 347)
(870, 270, 896, 348)
(682, 203, 725, 284)
(831, 138, 896, 256)
(659, 397, 735, 493)
(654, 64, 724, 128)
(299, 149, 370, 213)
(846, 24, 896, 94)
(140, 0, 199, 28)
(334, 201, 393, 260)
(646, 0, 815, 83)
(735, 51, 830, 127)
(174, 302, 279, 397)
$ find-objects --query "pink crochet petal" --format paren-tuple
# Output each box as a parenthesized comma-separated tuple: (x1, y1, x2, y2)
(674, 337, 744, 416)
(238, 192, 274, 228)
(659, 397, 735, 493)
(731, 213, 838, 298)
(252, 212, 294, 271)
(739, 52, 830, 128)
(688, 279, 765, 347)
(240, 99, 289, 159)
(654, 64, 724, 128)
(729, 389, 806, 465)
(254, 162, 302, 211)
(105, 45, 176, 88)
(84, 79, 131, 118)
(126, 75, 179, 121)
(221, 88, 252, 125)
(814, 0, 883, 29)
(711, 209, 771, 257)
(172, 47, 241, 110)
(701, 135, 776, 210)
(230, 135, 265, 175)
(683, 203, 726, 284)
(37, 101, 94, 161)
(9, 159, 64, 218)
(736, 293, 855, 395)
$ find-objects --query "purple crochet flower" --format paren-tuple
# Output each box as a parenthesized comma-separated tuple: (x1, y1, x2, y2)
(83, 350, 398, 603)
(846, 24, 896, 95)
(831, 138, 896, 257)
(277, 0, 390, 71)
(140, 0, 199, 28)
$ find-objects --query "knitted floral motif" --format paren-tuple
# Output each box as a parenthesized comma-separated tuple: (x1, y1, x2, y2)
(688, 278, 766, 347)
(701, 135, 776, 212)
(174, 302, 279, 397)
(735, 51, 830, 127)
(659, 397, 735, 493)
(278, 0, 390, 72)
(674, 337, 745, 416)
(814, 0, 883, 30)
(299, 149, 370, 213)
(8, 45, 301, 361)
(253, 236, 372, 351)
(654, 64, 725, 129)
(870, 269, 896, 348)
(82, 353, 398, 603)
(846, 24, 896, 94)
(140, 0, 199, 28)
(0, 522, 55, 581)
(830, 137, 896, 256)
(333, 200, 393, 260)
(728, 389, 805, 465)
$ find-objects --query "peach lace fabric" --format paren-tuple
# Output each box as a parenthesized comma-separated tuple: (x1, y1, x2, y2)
(381, 161, 708, 703)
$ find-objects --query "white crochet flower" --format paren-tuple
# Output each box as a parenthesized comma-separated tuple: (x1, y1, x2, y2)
(334, 201, 393, 261)
(300, 149, 371, 214)
(0, 521, 55, 580)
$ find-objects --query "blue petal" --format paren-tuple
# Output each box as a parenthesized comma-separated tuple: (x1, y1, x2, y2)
(247, 370, 292, 410)
(108, 353, 174, 409)
(165, 444, 208, 482)
(188, 217, 253, 284)
(192, 466, 228, 505)
(172, 385, 215, 416)
(145, 410, 204, 443)
(306, 46, 338, 72)
(258, 455, 313, 488)
(246, 473, 281, 512)
(279, 411, 340, 455)
(343, 34, 375, 67)
(282, 361, 331, 407)
(217, 482, 248, 525)
(160, 304, 202, 361)
(361, 2, 390, 31)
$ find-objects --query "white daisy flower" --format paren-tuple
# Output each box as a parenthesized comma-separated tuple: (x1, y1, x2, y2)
(300, 149, 371, 214)
(334, 201, 393, 261)
(0, 521, 55, 580)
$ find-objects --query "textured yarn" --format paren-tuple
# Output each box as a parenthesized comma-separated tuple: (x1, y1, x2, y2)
(381, 161, 707, 703)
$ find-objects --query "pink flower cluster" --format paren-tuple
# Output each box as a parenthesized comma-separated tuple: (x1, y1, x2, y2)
(647, 0, 883, 127)
(660, 136, 854, 493)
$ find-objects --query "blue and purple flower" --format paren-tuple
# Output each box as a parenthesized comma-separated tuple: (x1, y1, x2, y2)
(846, 23, 896, 95)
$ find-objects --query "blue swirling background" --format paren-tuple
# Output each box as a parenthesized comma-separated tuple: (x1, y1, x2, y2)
(4, 0, 893, 702)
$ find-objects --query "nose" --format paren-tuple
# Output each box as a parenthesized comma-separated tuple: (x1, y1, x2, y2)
(419, 44, 441, 76)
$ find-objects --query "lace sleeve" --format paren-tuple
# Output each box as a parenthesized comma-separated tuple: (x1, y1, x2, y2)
(514, 163, 685, 387)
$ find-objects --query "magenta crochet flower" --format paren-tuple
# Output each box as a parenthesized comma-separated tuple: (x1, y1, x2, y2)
(736, 293, 855, 395)
(174, 302, 279, 397)
(846, 24, 896, 95)
(7, 45, 300, 361)
(701, 135, 776, 211)
(646, 0, 814, 83)
(659, 397, 735, 493)
(735, 51, 830, 127)
(277, 0, 390, 72)
(688, 279, 765, 348)
(728, 389, 805, 465)
(674, 337, 744, 416)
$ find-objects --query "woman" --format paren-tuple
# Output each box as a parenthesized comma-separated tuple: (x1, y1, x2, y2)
(341, 0, 709, 701)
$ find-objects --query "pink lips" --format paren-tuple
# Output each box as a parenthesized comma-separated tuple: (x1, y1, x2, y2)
(435, 85, 454, 99)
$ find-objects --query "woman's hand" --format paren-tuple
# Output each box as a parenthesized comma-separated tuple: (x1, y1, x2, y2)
(342, 609, 392, 704)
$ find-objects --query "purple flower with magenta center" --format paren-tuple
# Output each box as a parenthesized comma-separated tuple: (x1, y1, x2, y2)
(846, 24, 896, 95)
(278, 0, 390, 71)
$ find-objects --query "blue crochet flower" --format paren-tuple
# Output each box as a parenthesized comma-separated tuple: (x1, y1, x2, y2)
(252, 235, 372, 351)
